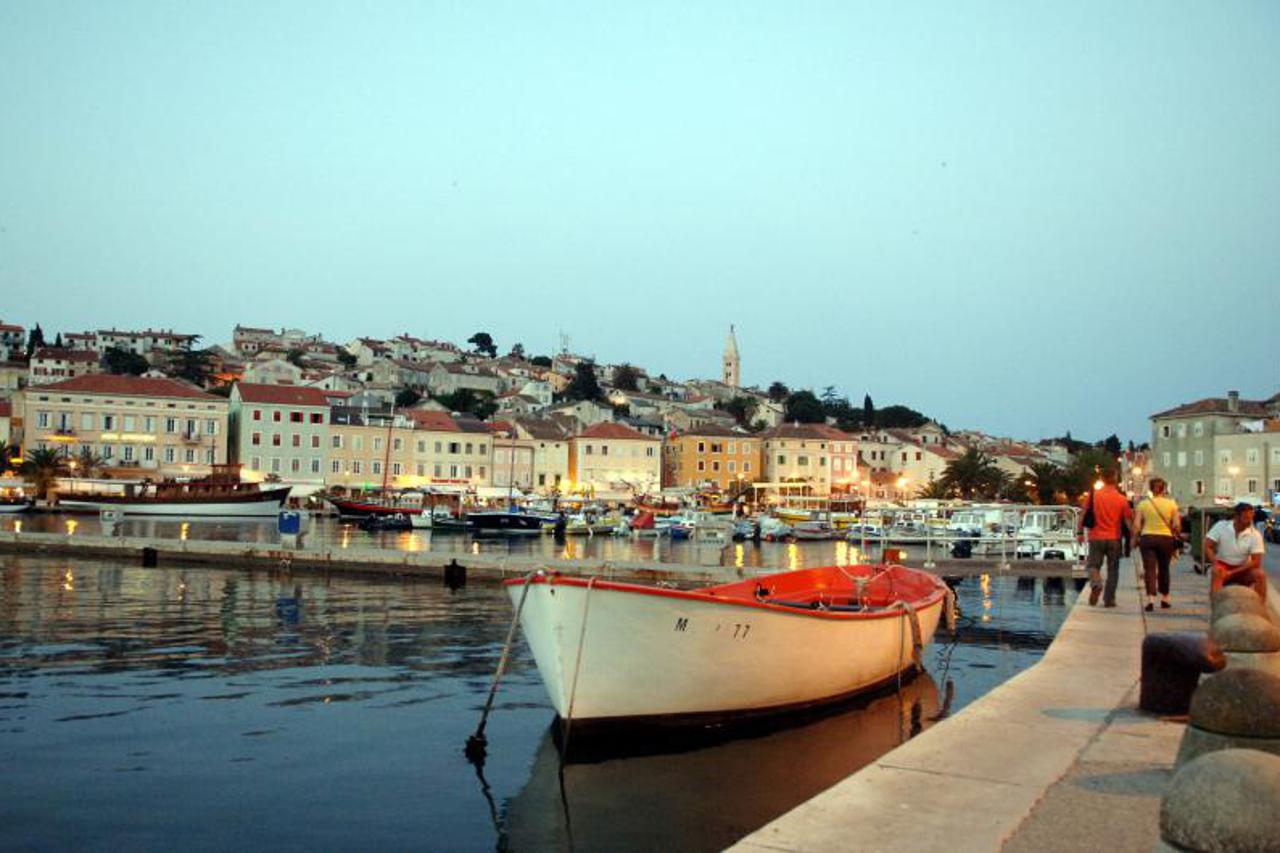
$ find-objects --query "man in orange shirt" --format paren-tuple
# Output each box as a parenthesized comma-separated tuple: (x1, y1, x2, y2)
(1077, 468, 1134, 607)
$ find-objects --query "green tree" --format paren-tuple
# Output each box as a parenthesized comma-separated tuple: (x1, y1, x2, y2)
(172, 348, 215, 386)
(103, 346, 149, 375)
(939, 449, 1004, 500)
(1061, 448, 1120, 499)
(918, 479, 953, 500)
(722, 395, 759, 428)
(395, 387, 422, 408)
(25, 324, 45, 357)
(336, 349, 357, 368)
(433, 389, 497, 420)
(75, 446, 107, 477)
(20, 447, 66, 499)
(783, 390, 825, 423)
(1101, 434, 1122, 456)
(767, 381, 790, 402)
(286, 348, 306, 367)
(53, 332, 63, 348)
(612, 364, 640, 392)
(530, 355, 553, 368)
(467, 332, 497, 358)
(874, 404, 928, 428)
(1026, 462, 1061, 505)
(863, 394, 875, 425)
(508, 342, 526, 360)
(565, 362, 603, 402)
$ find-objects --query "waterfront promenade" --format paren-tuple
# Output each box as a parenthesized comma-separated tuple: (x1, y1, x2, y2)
(733, 546, 1272, 852)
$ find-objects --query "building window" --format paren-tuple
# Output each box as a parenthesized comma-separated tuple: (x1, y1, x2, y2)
(393, 438, 402, 451)
(165, 417, 176, 433)
(601, 445, 608, 456)
(352, 461, 362, 474)
(1162, 452, 1171, 467)
(251, 432, 261, 446)
(332, 435, 343, 449)
(1160, 425, 1170, 439)
(122, 445, 134, 462)
(311, 435, 320, 449)
(1193, 421, 1204, 437)
(646, 447, 655, 457)
(434, 441, 442, 453)
(433, 464, 442, 477)
(465, 442, 473, 454)
(392, 462, 402, 475)
(798, 456, 809, 466)
(1220, 451, 1232, 465)
(272, 411, 282, 423)
(744, 462, 751, 473)
(416, 463, 425, 476)
(416, 440, 425, 453)
(372, 461, 382, 475)
(143, 446, 154, 462)
(777, 455, 786, 465)
(1246, 448, 1259, 464)
(464, 465, 472, 478)
(251, 456, 261, 471)
(711, 461, 720, 472)
(478, 444, 486, 455)
(1177, 452, 1186, 467)
(164, 447, 175, 463)
(272, 434, 282, 447)
(252, 410, 262, 421)
(144, 416, 155, 432)
(697, 461, 705, 472)
(289, 459, 299, 473)
(1176, 423, 1186, 438)
(373, 437, 383, 452)
(271, 458, 281, 473)
(1194, 450, 1203, 466)
(290, 411, 303, 423)
(353, 436, 363, 451)
(1247, 478, 1258, 493)
(103, 414, 116, 430)
(331, 460, 341, 474)
(449, 442, 460, 454)
(310, 413, 323, 424)
(585, 445, 593, 455)
(185, 449, 195, 463)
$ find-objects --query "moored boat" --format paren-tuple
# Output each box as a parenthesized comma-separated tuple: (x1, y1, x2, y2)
(56, 465, 290, 517)
(468, 508, 544, 535)
(506, 563, 948, 727)
(0, 497, 34, 514)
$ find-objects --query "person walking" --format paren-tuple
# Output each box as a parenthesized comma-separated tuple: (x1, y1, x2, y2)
(1205, 502, 1268, 602)
(1132, 477, 1181, 611)
(1077, 468, 1134, 607)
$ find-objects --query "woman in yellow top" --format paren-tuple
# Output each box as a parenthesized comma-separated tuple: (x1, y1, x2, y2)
(1131, 477, 1181, 611)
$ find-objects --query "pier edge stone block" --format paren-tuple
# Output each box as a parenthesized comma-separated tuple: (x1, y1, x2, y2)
(1175, 668, 1280, 767)
(1209, 613, 1280, 653)
(1140, 633, 1225, 715)
(1159, 749, 1280, 853)
(1211, 587, 1269, 622)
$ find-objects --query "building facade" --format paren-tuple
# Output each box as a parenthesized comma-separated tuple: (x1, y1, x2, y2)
(662, 424, 762, 491)
(17, 375, 228, 477)
(568, 422, 662, 497)
(1150, 391, 1279, 507)
(229, 383, 331, 491)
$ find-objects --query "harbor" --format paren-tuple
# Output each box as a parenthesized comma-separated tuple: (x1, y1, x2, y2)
(0, 550, 1079, 851)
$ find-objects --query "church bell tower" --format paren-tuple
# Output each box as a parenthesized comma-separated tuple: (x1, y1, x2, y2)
(723, 325, 740, 388)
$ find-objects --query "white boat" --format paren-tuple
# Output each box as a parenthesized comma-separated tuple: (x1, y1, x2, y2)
(506, 564, 948, 726)
(0, 498, 34, 514)
(791, 519, 835, 541)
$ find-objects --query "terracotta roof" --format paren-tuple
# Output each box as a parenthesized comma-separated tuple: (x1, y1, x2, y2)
(34, 374, 221, 400)
(235, 383, 330, 406)
(1152, 396, 1272, 419)
(405, 410, 459, 432)
(32, 347, 99, 363)
(578, 422, 655, 441)
(0, 323, 23, 333)
(762, 423, 831, 440)
(515, 417, 570, 440)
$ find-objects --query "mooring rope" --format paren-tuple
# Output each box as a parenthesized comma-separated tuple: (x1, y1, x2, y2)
(561, 576, 598, 758)
(464, 570, 540, 763)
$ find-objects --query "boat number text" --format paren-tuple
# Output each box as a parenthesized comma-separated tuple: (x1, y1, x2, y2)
(673, 618, 751, 639)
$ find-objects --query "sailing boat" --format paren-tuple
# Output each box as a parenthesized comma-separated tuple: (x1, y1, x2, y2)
(468, 428, 543, 535)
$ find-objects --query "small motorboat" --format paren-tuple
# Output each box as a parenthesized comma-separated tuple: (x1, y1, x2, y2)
(468, 508, 544, 536)
(791, 520, 835, 541)
(506, 563, 949, 728)
(359, 512, 415, 532)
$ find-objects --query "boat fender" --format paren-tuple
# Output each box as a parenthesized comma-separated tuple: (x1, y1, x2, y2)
(944, 588, 958, 633)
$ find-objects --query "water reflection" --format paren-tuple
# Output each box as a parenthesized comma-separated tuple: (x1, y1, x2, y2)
(0, 555, 1075, 851)
(504, 676, 940, 852)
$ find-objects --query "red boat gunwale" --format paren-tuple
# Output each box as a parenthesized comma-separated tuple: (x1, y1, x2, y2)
(505, 564, 948, 621)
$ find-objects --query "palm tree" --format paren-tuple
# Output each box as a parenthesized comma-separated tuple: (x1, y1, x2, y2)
(75, 446, 107, 478)
(1027, 462, 1061, 505)
(918, 478, 953, 500)
(20, 448, 67, 499)
(939, 449, 1003, 500)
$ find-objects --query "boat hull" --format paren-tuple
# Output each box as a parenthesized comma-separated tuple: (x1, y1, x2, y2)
(0, 499, 34, 514)
(468, 512, 543, 535)
(508, 568, 945, 724)
(325, 497, 425, 518)
(57, 487, 292, 517)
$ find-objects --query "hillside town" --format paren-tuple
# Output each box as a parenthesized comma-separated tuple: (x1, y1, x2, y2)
(0, 318, 1276, 510)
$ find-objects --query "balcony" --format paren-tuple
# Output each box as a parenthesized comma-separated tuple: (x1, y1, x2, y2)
(180, 432, 202, 444)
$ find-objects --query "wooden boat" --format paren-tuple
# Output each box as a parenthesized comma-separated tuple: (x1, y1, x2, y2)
(468, 509, 544, 535)
(324, 496, 426, 518)
(506, 564, 948, 727)
(57, 465, 290, 517)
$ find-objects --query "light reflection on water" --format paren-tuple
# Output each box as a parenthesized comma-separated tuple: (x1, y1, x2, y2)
(6, 513, 1015, 573)
(0, 553, 1077, 852)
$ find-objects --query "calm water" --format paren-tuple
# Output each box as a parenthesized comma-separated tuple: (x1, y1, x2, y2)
(6, 513, 1016, 573)
(0, 553, 1078, 852)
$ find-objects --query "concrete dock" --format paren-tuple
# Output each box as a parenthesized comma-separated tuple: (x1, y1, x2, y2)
(0, 528, 1083, 583)
(732, 547, 1278, 852)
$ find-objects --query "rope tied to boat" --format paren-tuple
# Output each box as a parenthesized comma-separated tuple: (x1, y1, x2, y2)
(561, 576, 598, 758)
(887, 600, 924, 671)
(464, 569, 542, 765)
(944, 586, 958, 633)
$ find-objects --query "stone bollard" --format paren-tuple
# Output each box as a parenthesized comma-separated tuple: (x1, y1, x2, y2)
(1175, 668, 1280, 767)
(1156, 749, 1280, 853)
(1140, 633, 1225, 715)
(1210, 613, 1280, 675)
(1211, 586, 1269, 623)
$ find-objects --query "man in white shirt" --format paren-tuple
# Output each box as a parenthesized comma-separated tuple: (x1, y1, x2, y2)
(1205, 502, 1268, 602)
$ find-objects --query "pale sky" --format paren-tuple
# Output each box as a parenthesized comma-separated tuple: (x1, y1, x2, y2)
(2, 2, 1277, 443)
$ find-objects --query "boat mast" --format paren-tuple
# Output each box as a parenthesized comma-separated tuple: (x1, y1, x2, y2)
(380, 402, 396, 495)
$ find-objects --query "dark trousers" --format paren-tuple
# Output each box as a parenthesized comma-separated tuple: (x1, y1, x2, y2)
(1086, 539, 1123, 605)
(1139, 534, 1179, 597)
